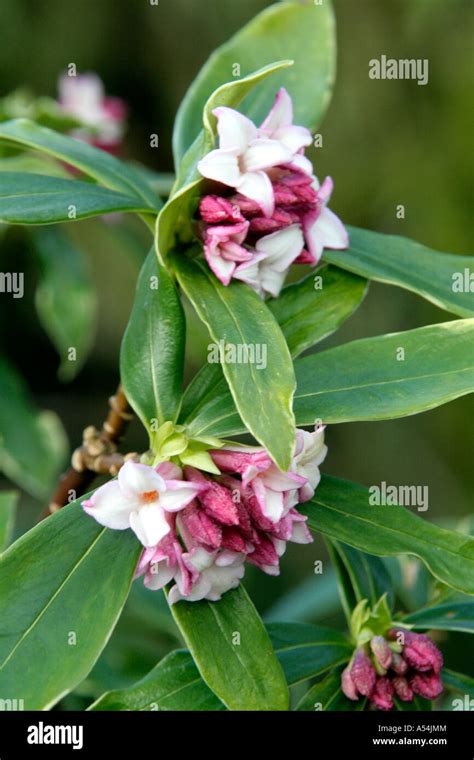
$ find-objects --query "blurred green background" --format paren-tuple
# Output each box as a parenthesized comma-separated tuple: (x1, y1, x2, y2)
(0, 0, 472, 703)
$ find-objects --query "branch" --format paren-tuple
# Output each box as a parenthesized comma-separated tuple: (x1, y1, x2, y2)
(42, 384, 135, 519)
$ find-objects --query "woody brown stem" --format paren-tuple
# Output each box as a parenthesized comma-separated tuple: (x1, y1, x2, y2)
(41, 384, 135, 519)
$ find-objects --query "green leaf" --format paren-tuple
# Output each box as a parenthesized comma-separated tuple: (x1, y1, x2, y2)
(89, 650, 224, 711)
(326, 226, 474, 318)
(173, 0, 336, 166)
(328, 540, 394, 625)
(292, 318, 474, 424)
(33, 227, 97, 380)
(443, 669, 474, 699)
(0, 497, 141, 709)
(0, 172, 153, 224)
(183, 319, 474, 437)
(296, 669, 364, 711)
(300, 475, 474, 596)
(403, 599, 474, 633)
(0, 119, 159, 209)
(168, 585, 289, 710)
(0, 490, 18, 552)
(172, 254, 295, 471)
(267, 622, 352, 685)
(0, 357, 67, 497)
(264, 570, 340, 624)
(158, 61, 292, 261)
(180, 266, 367, 426)
(120, 250, 185, 432)
(268, 266, 368, 358)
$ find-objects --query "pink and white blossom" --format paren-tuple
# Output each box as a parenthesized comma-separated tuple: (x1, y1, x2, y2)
(300, 176, 349, 265)
(197, 106, 294, 216)
(233, 224, 305, 298)
(58, 73, 126, 151)
(259, 87, 313, 167)
(82, 460, 206, 547)
(196, 89, 348, 293)
(202, 219, 251, 286)
(291, 424, 328, 502)
(168, 547, 246, 603)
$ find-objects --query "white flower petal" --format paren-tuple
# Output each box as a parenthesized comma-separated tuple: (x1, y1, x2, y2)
(213, 107, 257, 152)
(256, 224, 304, 269)
(159, 485, 201, 513)
(276, 125, 313, 154)
(260, 266, 287, 298)
(260, 87, 293, 132)
(129, 505, 170, 547)
(237, 170, 274, 216)
(314, 207, 349, 249)
(252, 478, 284, 523)
(118, 460, 165, 500)
(204, 249, 236, 286)
(83, 480, 134, 530)
(286, 153, 314, 176)
(197, 147, 241, 186)
(145, 561, 175, 590)
(243, 138, 292, 172)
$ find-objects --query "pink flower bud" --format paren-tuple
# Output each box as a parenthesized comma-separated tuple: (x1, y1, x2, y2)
(221, 526, 248, 553)
(370, 636, 392, 671)
(403, 632, 443, 674)
(391, 652, 409, 675)
(199, 195, 243, 224)
(341, 665, 359, 701)
(410, 672, 443, 700)
(392, 676, 414, 702)
(178, 503, 222, 549)
(184, 467, 239, 526)
(350, 648, 376, 697)
(370, 677, 394, 711)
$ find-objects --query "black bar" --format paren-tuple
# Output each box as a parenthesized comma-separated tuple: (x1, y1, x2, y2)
(0, 710, 472, 758)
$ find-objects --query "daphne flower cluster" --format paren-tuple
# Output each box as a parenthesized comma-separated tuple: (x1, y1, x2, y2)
(342, 628, 444, 710)
(82, 425, 326, 602)
(197, 88, 348, 297)
(58, 73, 126, 153)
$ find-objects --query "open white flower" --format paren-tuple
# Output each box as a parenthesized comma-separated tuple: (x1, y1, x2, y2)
(82, 460, 205, 547)
(197, 107, 293, 217)
(168, 547, 246, 602)
(233, 223, 304, 298)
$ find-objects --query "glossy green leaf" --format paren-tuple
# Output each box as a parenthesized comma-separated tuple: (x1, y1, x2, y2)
(185, 319, 474, 437)
(296, 669, 364, 711)
(33, 227, 97, 380)
(264, 570, 340, 624)
(326, 226, 474, 318)
(89, 650, 224, 711)
(0, 357, 67, 497)
(0, 172, 154, 224)
(0, 497, 141, 709)
(268, 266, 368, 357)
(180, 266, 367, 426)
(300, 475, 474, 596)
(0, 491, 18, 552)
(158, 61, 292, 261)
(173, 0, 336, 165)
(172, 254, 295, 471)
(293, 319, 474, 425)
(268, 622, 352, 685)
(0, 119, 159, 208)
(169, 585, 289, 710)
(120, 250, 185, 432)
(328, 540, 394, 625)
(443, 669, 474, 699)
(403, 599, 474, 633)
